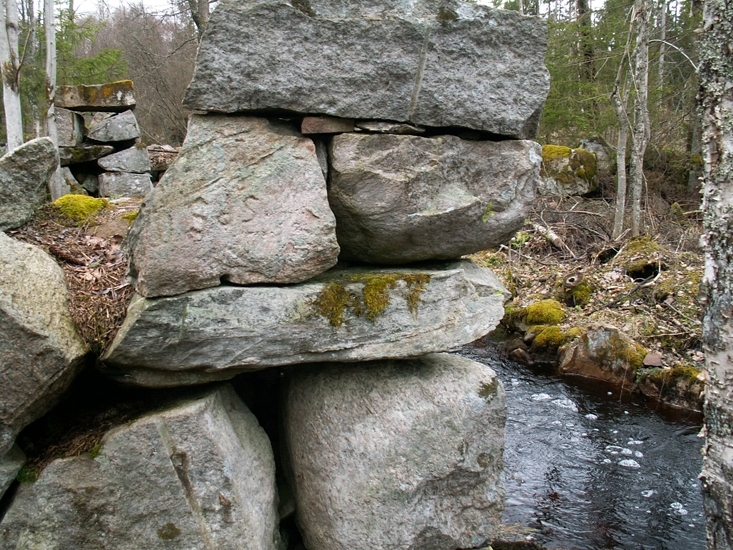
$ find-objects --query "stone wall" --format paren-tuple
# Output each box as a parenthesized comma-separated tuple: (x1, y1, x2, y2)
(0, 1, 550, 548)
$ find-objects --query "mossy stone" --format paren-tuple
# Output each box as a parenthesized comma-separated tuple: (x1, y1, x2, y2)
(524, 299, 565, 325)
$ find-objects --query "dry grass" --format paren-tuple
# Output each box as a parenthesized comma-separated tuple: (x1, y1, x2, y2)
(8, 198, 141, 355)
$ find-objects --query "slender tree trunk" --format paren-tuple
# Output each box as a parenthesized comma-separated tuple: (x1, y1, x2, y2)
(629, 0, 651, 237)
(698, 0, 733, 545)
(657, 0, 666, 90)
(45, 0, 67, 200)
(1, 0, 24, 151)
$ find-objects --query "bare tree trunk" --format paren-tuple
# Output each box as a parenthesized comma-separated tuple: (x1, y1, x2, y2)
(657, 0, 666, 90)
(45, 0, 67, 200)
(699, 0, 733, 545)
(1, 0, 24, 151)
(611, 9, 634, 239)
(629, 0, 651, 237)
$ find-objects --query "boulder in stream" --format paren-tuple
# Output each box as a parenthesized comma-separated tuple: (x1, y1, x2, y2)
(283, 353, 506, 550)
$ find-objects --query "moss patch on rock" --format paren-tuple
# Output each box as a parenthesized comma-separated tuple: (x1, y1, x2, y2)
(313, 272, 431, 327)
(524, 299, 566, 325)
(541, 144, 598, 192)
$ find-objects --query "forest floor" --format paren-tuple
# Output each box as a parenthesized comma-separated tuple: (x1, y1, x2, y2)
(470, 192, 705, 388)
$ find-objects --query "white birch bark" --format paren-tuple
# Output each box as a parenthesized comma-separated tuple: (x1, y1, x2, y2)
(699, 0, 733, 545)
(629, 0, 651, 237)
(0, 0, 23, 151)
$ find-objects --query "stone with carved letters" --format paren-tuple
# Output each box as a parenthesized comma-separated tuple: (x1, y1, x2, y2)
(125, 114, 339, 297)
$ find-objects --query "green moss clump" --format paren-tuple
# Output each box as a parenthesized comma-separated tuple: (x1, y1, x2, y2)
(479, 379, 499, 398)
(121, 210, 139, 223)
(16, 465, 38, 484)
(437, 6, 458, 22)
(524, 299, 566, 325)
(52, 194, 109, 225)
(532, 326, 566, 350)
(157, 523, 181, 540)
(542, 144, 573, 162)
(481, 202, 495, 223)
(313, 272, 430, 327)
(601, 331, 647, 370)
(541, 145, 598, 187)
(561, 281, 594, 307)
(89, 443, 103, 459)
(647, 364, 702, 383)
(564, 326, 584, 340)
(313, 282, 361, 327)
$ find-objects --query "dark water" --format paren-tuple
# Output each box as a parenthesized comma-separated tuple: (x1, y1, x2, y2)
(456, 343, 705, 550)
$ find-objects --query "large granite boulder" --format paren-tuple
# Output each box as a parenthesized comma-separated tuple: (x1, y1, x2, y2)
(101, 260, 509, 387)
(0, 385, 280, 550)
(283, 353, 506, 550)
(0, 138, 59, 231)
(87, 110, 140, 142)
(329, 133, 542, 264)
(126, 115, 339, 298)
(184, 0, 549, 138)
(0, 233, 87, 455)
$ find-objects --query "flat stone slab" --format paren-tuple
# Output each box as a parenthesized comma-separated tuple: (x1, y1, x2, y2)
(98, 172, 153, 198)
(0, 138, 58, 232)
(98, 145, 151, 173)
(55, 107, 85, 146)
(126, 115, 339, 298)
(0, 233, 87, 455)
(55, 80, 136, 112)
(101, 260, 509, 387)
(329, 133, 542, 264)
(59, 145, 114, 166)
(184, 0, 549, 138)
(0, 385, 280, 550)
(87, 110, 140, 142)
(284, 353, 506, 550)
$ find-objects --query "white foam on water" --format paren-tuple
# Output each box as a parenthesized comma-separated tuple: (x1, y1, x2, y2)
(619, 459, 641, 468)
(585, 413, 598, 420)
(635, 451, 644, 458)
(621, 448, 634, 455)
(628, 440, 644, 445)
(606, 445, 623, 454)
(531, 393, 552, 402)
(641, 490, 655, 498)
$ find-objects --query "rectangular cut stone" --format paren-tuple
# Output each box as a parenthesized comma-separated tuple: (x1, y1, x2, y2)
(87, 110, 141, 143)
(59, 145, 114, 166)
(125, 115, 340, 297)
(55, 80, 136, 112)
(98, 146, 151, 173)
(101, 260, 509, 387)
(184, 0, 549, 138)
(98, 172, 153, 198)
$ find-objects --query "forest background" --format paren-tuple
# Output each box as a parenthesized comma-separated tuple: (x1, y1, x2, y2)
(0, 0, 703, 227)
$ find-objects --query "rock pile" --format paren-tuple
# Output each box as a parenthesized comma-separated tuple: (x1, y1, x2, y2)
(1, 1, 549, 548)
(53, 80, 153, 199)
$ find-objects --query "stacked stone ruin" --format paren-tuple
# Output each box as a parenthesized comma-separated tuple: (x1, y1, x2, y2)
(52, 80, 153, 200)
(0, 1, 549, 548)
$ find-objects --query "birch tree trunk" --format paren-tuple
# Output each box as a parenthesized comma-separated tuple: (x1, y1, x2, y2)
(0, 0, 23, 151)
(698, 0, 733, 545)
(45, 0, 67, 201)
(629, 0, 651, 237)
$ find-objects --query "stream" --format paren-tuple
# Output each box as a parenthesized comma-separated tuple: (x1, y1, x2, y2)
(456, 342, 705, 550)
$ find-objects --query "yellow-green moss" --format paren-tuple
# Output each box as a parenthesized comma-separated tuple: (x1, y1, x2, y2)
(532, 326, 566, 350)
(52, 194, 109, 225)
(541, 145, 598, 186)
(563, 281, 594, 307)
(312, 272, 431, 327)
(157, 523, 181, 540)
(121, 210, 139, 223)
(16, 465, 38, 484)
(481, 202, 495, 223)
(600, 331, 647, 370)
(646, 364, 702, 383)
(564, 326, 584, 340)
(89, 443, 103, 459)
(524, 299, 566, 325)
(479, 378, 499, 398)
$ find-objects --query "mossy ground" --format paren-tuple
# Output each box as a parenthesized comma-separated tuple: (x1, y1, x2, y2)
(470, 195, 704, 382)
(52, 194, 110, 225)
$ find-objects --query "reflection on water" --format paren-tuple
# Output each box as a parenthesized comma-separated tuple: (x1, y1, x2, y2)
(456, 343, 705, 550)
